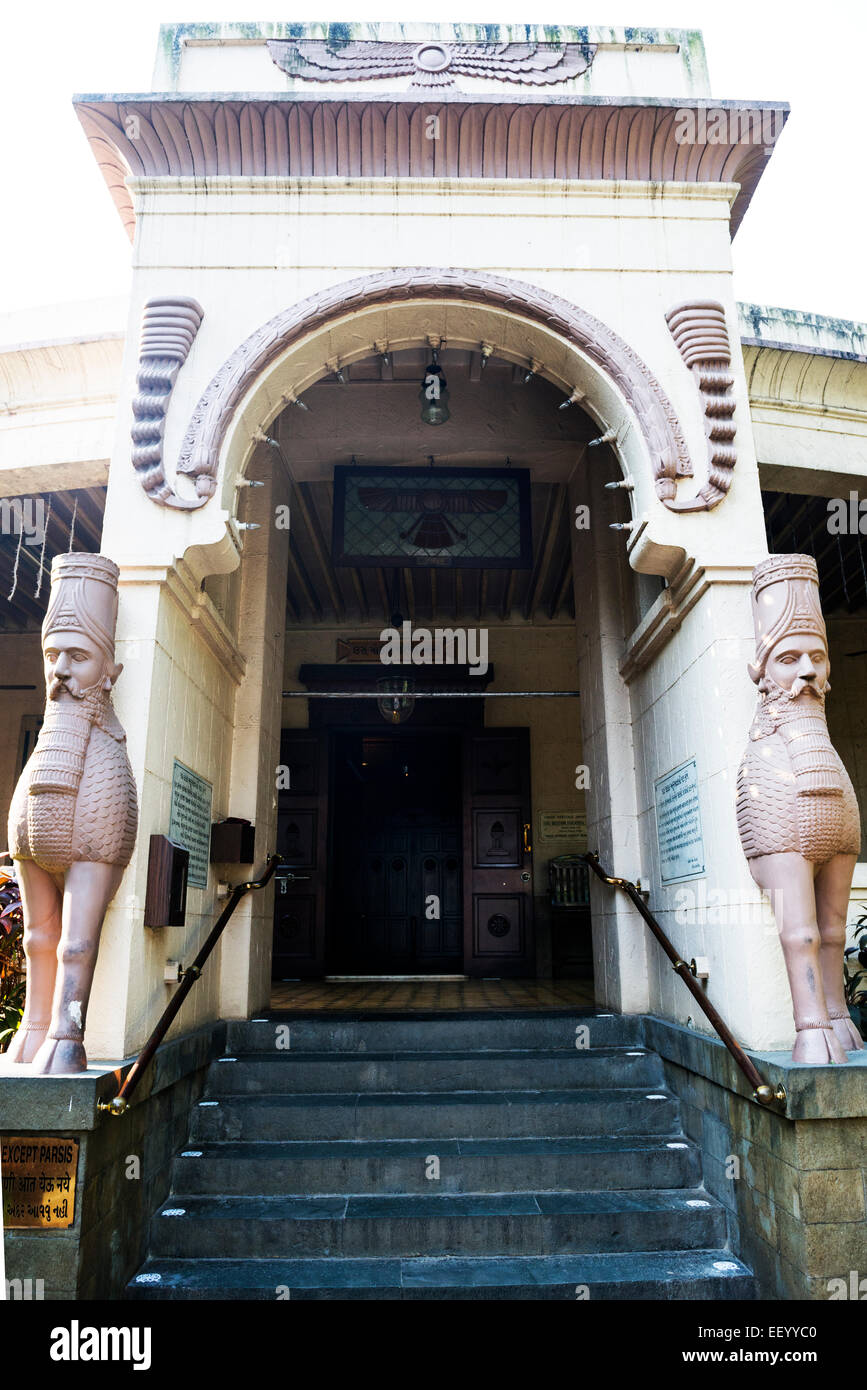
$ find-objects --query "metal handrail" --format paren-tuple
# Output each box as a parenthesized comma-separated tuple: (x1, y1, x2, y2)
(581, 852, 787, 1110)
(97, 854, 286, 1117)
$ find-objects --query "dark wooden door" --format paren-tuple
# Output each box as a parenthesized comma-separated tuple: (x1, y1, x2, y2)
(347, 826, 462, 973)
(463, 727, 535, 977)
(271, 730, 328, 978)
(330, 731, 463, 974)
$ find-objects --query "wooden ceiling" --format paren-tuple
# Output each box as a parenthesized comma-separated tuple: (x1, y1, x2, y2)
(276, 350, 580, 625)
(0, 487, 106, 632)
(763, 490, 867, 614)
(283, 476, 575, 626)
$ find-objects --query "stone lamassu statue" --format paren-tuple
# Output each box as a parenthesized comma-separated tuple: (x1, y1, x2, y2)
(4, 554, 137, 1074)
(737, 554, 864, 1064)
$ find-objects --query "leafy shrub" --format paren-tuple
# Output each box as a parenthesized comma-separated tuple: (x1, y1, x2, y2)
(0, 864, 25, 1051)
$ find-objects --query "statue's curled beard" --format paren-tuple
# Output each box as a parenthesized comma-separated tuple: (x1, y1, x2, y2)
(48, 674, 105, 702)
(758, 672, 829, 706)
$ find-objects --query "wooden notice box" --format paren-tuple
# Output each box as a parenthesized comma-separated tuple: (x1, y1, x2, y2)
(144, 834, 189, 927)
(210, 817, 255, 864)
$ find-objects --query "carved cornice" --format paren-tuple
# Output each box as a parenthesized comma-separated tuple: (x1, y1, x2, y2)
(665, 300, 736, 510)
(619, 558, 755, 682)
(166, 267, 697, 514)
(131, 297, 204, 509)
(74, 97, 784, 242)
(266, 38, 598, 89)
(118, 561, 246, 686)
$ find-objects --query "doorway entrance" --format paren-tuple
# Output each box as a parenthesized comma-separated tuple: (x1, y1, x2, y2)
(271, 721, 537, 980)
(331, 730, 463, 974)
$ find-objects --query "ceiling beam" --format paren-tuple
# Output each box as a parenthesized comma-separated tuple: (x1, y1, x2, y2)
(548, 549, 573, 619)
(286, 536, 322, 620)
(293, 480, 346, 620)
(501, 570, 516, 621)
(524, 484, 565, 620)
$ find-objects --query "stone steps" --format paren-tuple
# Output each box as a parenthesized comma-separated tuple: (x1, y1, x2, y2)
(170, 1134, 702, 1195)
(127, 1012, 754, 1301)
(191, 1088, 681, 1141)
(204, 1047, 663, 1094)
(147, 1188, 727, 1258)
(225, 1014, 642, 1053)
(128, 1249, 754, 1301)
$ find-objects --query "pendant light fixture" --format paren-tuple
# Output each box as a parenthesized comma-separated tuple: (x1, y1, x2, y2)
(377, 677, 416, 725)
(419, 350, 450, 426)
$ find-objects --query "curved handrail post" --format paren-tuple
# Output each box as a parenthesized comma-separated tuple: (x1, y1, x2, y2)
(97, 853, 287, 1116)
(581, 852, 787, 1111)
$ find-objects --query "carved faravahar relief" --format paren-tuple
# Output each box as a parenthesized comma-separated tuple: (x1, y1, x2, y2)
(164, 269, 700, 514)
(131, 296, 205, 509)
(267, 38, 597, 89)
(665, 300, 737, 510)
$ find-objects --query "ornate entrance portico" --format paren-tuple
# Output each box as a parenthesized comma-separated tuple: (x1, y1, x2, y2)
(5, 20, 867, 1305)
(69, 19, 784, 1065)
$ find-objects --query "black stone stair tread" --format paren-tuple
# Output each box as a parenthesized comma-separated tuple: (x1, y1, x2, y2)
(215, 1047, 651, 1061)
(176, 1134, 692, 1158)
(199, 1087, 674, 1106)
(129, 1249, 752, 1293)
(158, 1189, 721, 1220)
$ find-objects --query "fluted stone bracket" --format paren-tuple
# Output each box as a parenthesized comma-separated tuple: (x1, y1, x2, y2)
(170, 268, 695, 514)
(131, 297, 205, 509)
(266, 38, 598, 89)
(665, 300, 737, 511)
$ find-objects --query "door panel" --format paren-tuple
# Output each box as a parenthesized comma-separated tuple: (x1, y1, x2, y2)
(330, 731, 464, 974)
(463, 728, 534, 976)
(272, 731, 328, 978)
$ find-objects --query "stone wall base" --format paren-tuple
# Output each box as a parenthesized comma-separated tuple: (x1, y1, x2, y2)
(644, 1016, 867, 1300)
(1, 1023, 225, 1300)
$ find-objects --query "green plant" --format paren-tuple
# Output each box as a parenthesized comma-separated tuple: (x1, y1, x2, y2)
(844, 915, 867, 1042)
(0, 863, 25, 1051)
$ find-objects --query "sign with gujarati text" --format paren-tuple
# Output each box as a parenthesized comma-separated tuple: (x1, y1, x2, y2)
(336, 637, 386, 663)
(168, 759, 213, 889)
(654, 758, 706, 884)
(1, 1136, 79, 1229)
(539, 811, 587, 843)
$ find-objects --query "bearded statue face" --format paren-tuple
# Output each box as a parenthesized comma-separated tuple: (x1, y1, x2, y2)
(764, 631, 829, 698)
(42, 629, 120, 701)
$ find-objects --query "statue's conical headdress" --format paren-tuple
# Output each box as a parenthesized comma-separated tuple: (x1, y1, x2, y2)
(41, 554, 119, 665)
(748, 553, 826, 684)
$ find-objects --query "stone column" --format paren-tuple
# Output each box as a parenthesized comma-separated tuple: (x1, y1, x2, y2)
(569, 460, 650, 1014)
(218, 450, 290, 1018)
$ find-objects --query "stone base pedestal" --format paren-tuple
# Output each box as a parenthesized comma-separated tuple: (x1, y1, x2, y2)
(1, 1023, 224, 1300)
(644, 1017, 867, 1300)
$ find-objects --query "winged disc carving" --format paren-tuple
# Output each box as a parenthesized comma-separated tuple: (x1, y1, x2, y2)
(267, 39, 598, 89)
(358, 486, 507, 551)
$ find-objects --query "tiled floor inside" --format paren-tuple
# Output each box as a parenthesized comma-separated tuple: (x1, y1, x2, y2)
(268, 978, 596, 1012)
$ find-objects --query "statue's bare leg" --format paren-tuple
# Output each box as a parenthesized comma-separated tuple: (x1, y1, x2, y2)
(2, 860, 63, 1065)
(749, 851, 848, 1064)
(30, 861, 123, 1075)
(815, 852, 864, 1051)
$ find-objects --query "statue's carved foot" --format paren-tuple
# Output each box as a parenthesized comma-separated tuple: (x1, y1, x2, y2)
(3, 1021, 49, 1065)
(792, 1024, 849, 1065)
(830, 1012, 865, 1052)
(30, 1037, 88, 1075)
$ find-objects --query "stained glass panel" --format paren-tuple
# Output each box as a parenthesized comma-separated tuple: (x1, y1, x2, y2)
(332, 465, 532, 569)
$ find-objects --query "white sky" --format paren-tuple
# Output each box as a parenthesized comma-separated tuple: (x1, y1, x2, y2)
(1, 0, 864, 324)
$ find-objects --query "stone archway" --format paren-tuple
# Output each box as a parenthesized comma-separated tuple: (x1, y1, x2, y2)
(135, 268, 710, 517)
